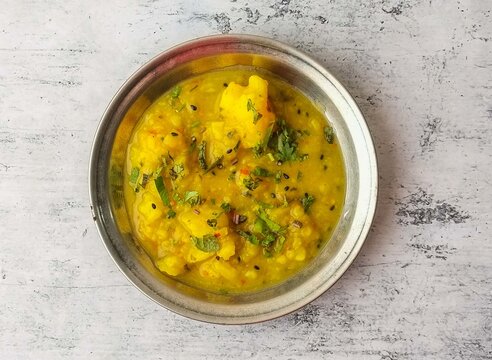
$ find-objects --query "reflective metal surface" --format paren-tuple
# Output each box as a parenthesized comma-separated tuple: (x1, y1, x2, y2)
(89, 34, 378, 324)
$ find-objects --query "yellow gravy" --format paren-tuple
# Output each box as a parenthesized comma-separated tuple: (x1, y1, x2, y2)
(123, 69, 345, 293)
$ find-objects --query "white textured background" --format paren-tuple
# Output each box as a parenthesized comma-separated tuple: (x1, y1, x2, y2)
(1, 1, 491, 359)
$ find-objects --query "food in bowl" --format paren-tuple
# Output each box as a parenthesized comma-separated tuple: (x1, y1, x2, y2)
(123, 69, 345, 293)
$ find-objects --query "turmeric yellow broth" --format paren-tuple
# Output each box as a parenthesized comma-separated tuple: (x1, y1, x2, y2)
(123, 69, 345, 293)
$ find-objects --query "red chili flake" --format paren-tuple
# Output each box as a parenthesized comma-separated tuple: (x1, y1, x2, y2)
(193, 209, 200, 215)
(214, 232, 221, 238)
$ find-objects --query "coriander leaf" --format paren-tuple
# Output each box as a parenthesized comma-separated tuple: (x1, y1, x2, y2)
(268, 119, 301, 162)
(254, 218, 267, 234)
(252, 126, 273, 158)
(274, 235, 286, 253)
(172, 192, 184, 205)
(324, 126, 335, 144)
(254, 200, 275, 209)
(243, 176, 261, 191)
(275, 170, 282, 184)
(263, 248, 273, 257)
(198, 141, 207, 170)
(252, 166, 271, 177)
(263, 125, 273, 146)
(277, 128, 297, 161)
(167, 209, 176, 219)
(220, 202, 231, 213)
(154, 176, 170, 207)
(129, 167, 139, 184)
(169, 163, 184, 180)
(184, 190, 201, 206)
(261, 233, 276, 247)
(301, 193, 315, 213)
(171, 85, 182, 99)
(237, 230, 259, 245)
(257, 208, 283, 233)
(247, 98, 263, 124)
(252, 143, 264, 158)
(191, 234, 220, 252)
(247, 98, 253, 112)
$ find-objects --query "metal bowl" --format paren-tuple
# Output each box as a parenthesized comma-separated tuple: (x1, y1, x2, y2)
(89, 34, 377, 324)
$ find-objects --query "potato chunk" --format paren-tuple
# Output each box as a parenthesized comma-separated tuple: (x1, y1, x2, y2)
(155, 255, 186, 276)
(219, 75, 275, 148)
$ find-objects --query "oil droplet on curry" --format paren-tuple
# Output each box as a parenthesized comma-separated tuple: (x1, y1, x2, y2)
(124, 70, 345, 293)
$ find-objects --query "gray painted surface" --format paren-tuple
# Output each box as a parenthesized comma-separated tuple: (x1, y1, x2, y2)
(0, 1, 491, 359)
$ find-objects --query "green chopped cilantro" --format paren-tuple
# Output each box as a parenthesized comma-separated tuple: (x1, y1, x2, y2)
(237, 230, 259, 245)
(220, 202, 231, 213)
(324, 126, 335, 144)
(169, 163, 184, 180)
(247, 98, 263, 124)
(252, 167, 271, 177)
(198, 141, 207, 170)
(191, 234, 220, 252)
(184, 191, 201, 206)
(274, 170, 282, 184)
(171, 85, 182, 99)
(301, 193, 315, 213)
(129, 167, 139, 184)
(257, 207, 283, 233)
(154, 176, 170, 207)
(167, 209, 176, 219)
(243, 176, 261, 191)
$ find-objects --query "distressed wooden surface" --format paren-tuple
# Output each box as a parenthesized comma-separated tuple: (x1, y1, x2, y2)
(1, 1, 491, 359)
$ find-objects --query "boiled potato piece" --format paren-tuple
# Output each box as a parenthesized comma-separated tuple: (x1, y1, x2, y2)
(220, 75, 275, 148)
